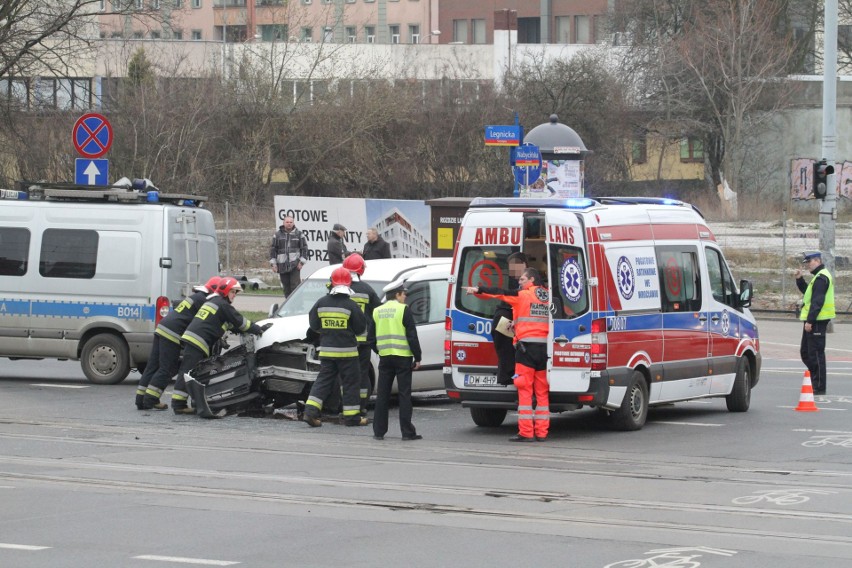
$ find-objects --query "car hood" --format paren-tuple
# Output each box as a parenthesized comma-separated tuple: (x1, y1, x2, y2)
(253, 314, 311, 351)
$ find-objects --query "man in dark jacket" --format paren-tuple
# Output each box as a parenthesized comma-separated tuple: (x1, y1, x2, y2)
(795, 250, 835, 395)
(269, 215, 309, 297)
(303, 267, 367, 427)
(327, 223, 349, 265)
(362, 228, 391, 260)
(491, 252, 528, 385)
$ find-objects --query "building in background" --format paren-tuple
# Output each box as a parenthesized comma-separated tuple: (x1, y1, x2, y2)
(374, 207, 430, 259)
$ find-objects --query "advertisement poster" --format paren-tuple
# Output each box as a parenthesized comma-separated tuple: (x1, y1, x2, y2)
(273, 196, 431, 279)
(520, 159, 584, 198)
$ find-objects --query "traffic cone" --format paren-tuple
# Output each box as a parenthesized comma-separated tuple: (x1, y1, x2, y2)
(794, 370, 819, 412)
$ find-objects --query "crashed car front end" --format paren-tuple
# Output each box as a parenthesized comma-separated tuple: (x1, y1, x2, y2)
(254, 339, 321, 402)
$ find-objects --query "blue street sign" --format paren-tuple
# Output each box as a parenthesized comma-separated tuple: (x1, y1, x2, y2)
(75, 159, 109, 186)
(512, 144, 542, 186)
(485, 124, 521, 146)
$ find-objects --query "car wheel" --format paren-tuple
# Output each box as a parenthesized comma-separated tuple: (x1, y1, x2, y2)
(609, 370, 648, 431)
(726, 356, 751, 412)
(470, 407, 507, 427)
(81, 333, 131, 385)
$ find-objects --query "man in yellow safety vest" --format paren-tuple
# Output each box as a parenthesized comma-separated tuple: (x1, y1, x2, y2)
(795, 250, 835, 395)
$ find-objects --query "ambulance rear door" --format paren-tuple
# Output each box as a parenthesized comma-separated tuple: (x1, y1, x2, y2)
(544, 209, 592, 393)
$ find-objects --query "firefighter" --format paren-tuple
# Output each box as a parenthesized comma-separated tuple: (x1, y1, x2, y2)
(135, 276, 222, 411)
(302, 267, 367, 427)
(372, 279, 423, 441)
(342, 253, 382, 424)
(466, 268, 550, 442)
(171, 277, 266, 415)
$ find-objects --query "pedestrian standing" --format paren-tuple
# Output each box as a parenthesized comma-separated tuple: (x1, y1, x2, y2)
(327, 223, 349, 265)
(135, 276, 221, 410)
(491, 252, 528, 385)
(795, 250, 835, 395)
(466, 268, 550, 442)
(269, 215, 309, 298)
(302, 267, 367, 427)
(170, 277, 266, 414)
(362, 228, 391, 260)
(372, 279, 423, 441)
(343, 254, 382, 424)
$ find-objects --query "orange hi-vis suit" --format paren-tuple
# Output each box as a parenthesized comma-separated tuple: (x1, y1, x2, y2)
(476, 283, 550, 439)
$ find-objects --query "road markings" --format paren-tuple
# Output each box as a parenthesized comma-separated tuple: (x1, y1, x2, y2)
(29, 384, 89, 389)
(778, 405, 846, 411)
(415, 407, 452, 412)
(654, 421, 724, 427)
(134, 555, 239, 566)
(0, 543, 51, 551)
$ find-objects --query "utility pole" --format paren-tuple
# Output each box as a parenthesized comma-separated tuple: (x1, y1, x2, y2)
(820, 0, 837, 277)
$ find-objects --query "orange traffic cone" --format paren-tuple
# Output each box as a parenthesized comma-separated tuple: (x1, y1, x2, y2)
(795, 370, 819, 412)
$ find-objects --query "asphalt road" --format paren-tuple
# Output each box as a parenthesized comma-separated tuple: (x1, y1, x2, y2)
(0, 318, 850, 567)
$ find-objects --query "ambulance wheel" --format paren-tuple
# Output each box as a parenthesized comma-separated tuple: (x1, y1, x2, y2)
(470, 407, 507, 427)
(610, 371, 648, 431)
(726, 357, 751, 412)
(81, 333, 131, 385)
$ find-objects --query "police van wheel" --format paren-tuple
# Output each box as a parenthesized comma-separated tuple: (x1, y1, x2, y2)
(81, 333, 131, 385)
(726, 357, 751, 412)
(470, 407, 507, 427)
(610, 371, 648, 431)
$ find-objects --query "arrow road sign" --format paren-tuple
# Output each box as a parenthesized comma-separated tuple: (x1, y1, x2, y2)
(75, 159, 109, 185)
(73, 113, 113, 158)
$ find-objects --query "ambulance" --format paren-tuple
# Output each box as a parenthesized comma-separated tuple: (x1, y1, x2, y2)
(445, 197, 761, 431)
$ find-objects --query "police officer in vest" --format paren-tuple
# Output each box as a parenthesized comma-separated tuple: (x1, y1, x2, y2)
(135, 276, 221, 411)
(372, 279, 422, 440)
(467, 268, 550, 442)
(303, 267, 367, 427)
(795, 250, 835, 395)
(171, 277, 266, 414)
(342, 253, 382, 424)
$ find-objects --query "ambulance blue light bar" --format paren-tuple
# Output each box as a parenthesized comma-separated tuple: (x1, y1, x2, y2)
(470, 197, 600, 209)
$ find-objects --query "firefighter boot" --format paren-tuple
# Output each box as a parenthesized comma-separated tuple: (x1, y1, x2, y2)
(135, 393, 144, 410)
(172, 403, 196, 415)
(141, 394, 168, 411)
(302, 406, 322, 427)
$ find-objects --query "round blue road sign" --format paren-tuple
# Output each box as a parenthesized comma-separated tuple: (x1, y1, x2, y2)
(73, 113, 113, 159)
(512, 143, 542, 186)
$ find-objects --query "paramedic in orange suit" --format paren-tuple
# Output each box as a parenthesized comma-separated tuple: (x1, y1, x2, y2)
(465, 267, 550, 442)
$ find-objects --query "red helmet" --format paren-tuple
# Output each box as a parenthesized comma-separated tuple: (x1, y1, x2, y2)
(218, 277, 243, 296)
(205, 276, 222, 292)
(330, 266, 352, 288)
(342, 253, 366, 275)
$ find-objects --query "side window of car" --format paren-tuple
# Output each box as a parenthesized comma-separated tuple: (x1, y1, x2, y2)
(656, 245, 701, 312)
(407, 278, 448, 325)
(39, 229, 98, 278)
(0, 227, 30, 276)
(704, 246, 739, 310)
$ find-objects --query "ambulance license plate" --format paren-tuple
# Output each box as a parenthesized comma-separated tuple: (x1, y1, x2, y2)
(464, 374, 498, 387)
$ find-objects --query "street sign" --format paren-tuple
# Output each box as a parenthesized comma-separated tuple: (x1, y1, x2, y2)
(485, 124, 521, 146)
(75, 158, 109, 186)
(73, 113, 113, 158)
(512, 144, 542, 186)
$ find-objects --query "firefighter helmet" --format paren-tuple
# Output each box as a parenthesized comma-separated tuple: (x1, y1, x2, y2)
(342, 253, 366, 275)
(330, 267, 352, 287)
(193, 275, 221, 293)
(218, 277, 243, 297)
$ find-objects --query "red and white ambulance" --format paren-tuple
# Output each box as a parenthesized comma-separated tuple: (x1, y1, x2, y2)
(444, 197, 761, 431)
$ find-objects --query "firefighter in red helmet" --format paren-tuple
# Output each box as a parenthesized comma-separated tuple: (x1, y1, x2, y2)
(342, 253, 381, 424)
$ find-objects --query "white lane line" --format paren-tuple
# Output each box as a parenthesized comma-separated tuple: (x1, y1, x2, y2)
(134, 555, 239, 566)
(761, 369, 852, 374)
(654, 421, 724, 427)
(415, 407, 451, 412)
(761, 341, 852, 354)
(778, 405, 846, 411)
(0, 543, 51, 551)
(29, 384, 89, 389)
(793, 428, 852, 434)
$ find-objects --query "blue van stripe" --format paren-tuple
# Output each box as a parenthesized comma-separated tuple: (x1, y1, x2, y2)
(1, 298, 154, 321)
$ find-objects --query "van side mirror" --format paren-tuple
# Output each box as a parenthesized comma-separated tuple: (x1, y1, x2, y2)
(268, 303, 279, 319)
(738, 279, 753, 308)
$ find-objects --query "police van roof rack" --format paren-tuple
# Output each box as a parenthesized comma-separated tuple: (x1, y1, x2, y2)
(7, 178, 208, 207)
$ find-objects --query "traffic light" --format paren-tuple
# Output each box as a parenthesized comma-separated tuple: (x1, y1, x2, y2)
(813, 159, 834, 200)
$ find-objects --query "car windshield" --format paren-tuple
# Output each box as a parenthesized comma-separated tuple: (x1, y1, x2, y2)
(275, 278, 388, 317)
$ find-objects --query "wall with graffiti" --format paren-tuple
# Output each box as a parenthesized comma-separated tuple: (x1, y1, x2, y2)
(791, 158, 852, 200)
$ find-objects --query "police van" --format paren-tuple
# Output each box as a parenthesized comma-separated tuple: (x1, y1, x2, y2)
(0, 180, 219, 384)
(445, 197, 761, 431)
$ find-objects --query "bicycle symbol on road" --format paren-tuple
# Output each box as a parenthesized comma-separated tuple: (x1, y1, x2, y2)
(802, 434, 852, 448)
(732, 488, 835, 506)
(604, 546, 736, 568)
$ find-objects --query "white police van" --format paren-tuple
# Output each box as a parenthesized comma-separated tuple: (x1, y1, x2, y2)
(0, 179, 219, 384)
(445, 197, 761, 431)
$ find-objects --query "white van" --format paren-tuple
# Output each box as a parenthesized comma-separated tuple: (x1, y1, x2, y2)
(0, 181, 219, 384)
(446, 197, 761, 431)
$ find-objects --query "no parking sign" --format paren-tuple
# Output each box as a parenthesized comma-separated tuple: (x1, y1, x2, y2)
(73, 113, 113, 158)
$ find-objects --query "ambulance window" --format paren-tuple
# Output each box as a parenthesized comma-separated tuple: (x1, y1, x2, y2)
(0, 228, 30, 276)
(456, 246, 519, 318)
(407, 279, 448, 324)
(705, 247, 738, 310)
(549, 244, 588, 319)
(656, 246, 701, 312)
(39, 229, 98, 279)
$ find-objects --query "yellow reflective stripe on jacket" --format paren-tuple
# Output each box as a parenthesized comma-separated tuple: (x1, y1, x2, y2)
(318, 346, 359, 358)
(800, 268, 835, 320)
(374, 301, 412, 357)
(181, 331, 211, 357)
(155, 325, 182, 345)
(350, 292, 370, 341)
